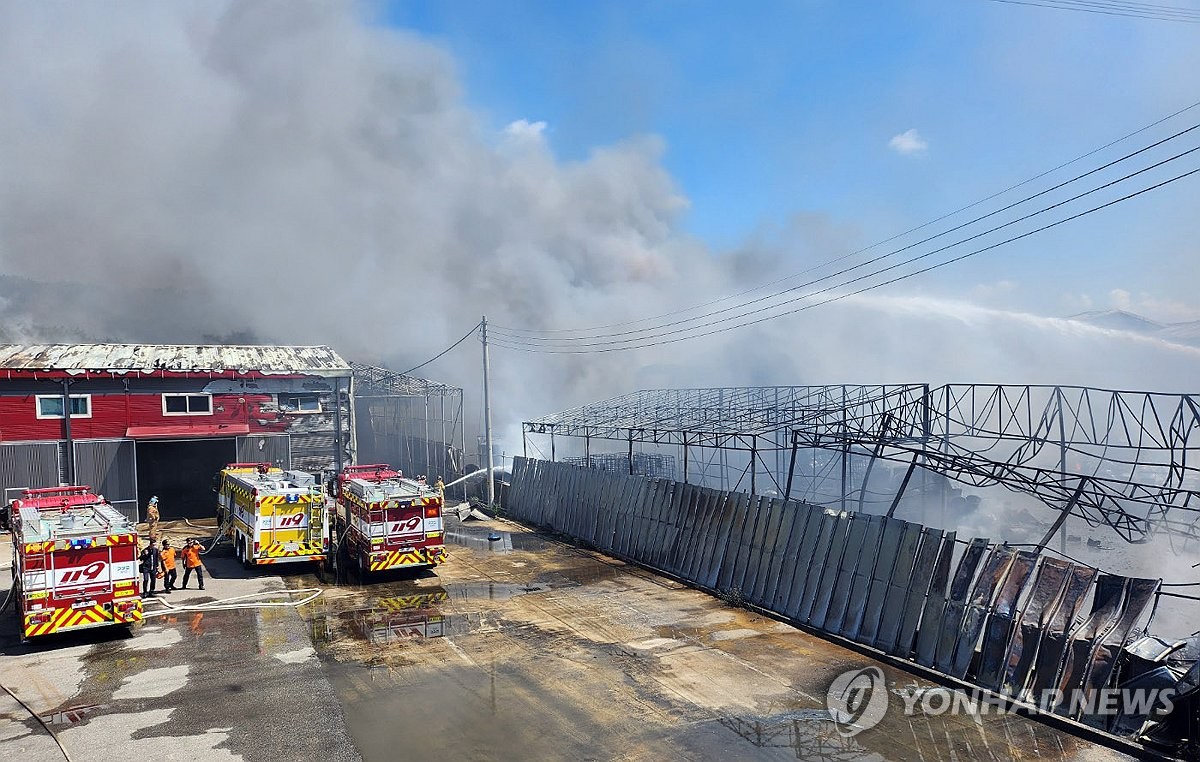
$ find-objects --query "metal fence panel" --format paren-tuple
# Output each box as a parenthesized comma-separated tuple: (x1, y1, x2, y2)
(1054, 574, 1128, 707)
(843, 514, 886, 640)
(1000, 556, 1072, 698)
(1028, 565, 1099, 700)
(1079, 577, 1159, 726)
(935, 537, 990, 675)
(976, 550, 1039, 689)
(794, 510, 838, 622)
(891, 526, 947, 658)
(767, 500, 805, 613)
(706, 490, 744, 591)
(809, 512, 852, 630)
(827, 513, 872, 636)
(950, 545, 1017, 679)
(914, 532, 961, 667)
(857, 517, 905, 645)
(749, 499, 786, 609)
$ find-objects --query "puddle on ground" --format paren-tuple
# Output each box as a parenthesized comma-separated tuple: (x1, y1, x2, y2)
(445, 527, 550, 553)
(41, 703, 107, 726)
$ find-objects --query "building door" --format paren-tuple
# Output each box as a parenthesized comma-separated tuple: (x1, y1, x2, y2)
(0, 441, 65, 502)
(74, 439, 138, 522)
(236, 434, 291, 469)
(134, 438, 237, 519)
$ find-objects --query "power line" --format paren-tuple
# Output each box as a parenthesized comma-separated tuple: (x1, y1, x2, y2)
(985, 0, 1200, 23)
(492, 132, 1200, 349)
(492, 99, 1200, 337)
(490, 162, 1200, 353)
(397, 320, 481, 376)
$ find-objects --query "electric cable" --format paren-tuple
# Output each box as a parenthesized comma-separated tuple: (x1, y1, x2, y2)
(986, 0, 1200, 23)
(489, 158, 1200, 353)
(491, 100, 1200, 336)
(493, 126, 1200, 346)
(396, 321, 481, 377)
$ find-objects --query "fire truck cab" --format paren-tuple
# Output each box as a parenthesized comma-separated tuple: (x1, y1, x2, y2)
(215, 463, 329, 568)
(335, 464, 446, 576)
(9, 486, 143, 640)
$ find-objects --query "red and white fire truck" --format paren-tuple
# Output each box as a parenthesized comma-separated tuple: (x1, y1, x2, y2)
(334, 464, 446, 576)
(8, 486, 143, 640)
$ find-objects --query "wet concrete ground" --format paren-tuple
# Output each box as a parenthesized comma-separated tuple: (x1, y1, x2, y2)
(0, 515, 1139, 761)
(291, 517, 1134, 762)
(0, 521, 358, 762)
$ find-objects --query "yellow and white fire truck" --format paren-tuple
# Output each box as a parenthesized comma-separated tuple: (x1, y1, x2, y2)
(215, 463, 329, 567)
(9, 486, 143, 640)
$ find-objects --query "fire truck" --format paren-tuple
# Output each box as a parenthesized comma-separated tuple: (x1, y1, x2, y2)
(8, 486, 143, 640)
(215, 463, 329, 567)
(334, 464, 446, 576)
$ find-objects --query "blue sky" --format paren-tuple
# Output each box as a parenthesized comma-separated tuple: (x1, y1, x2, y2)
(383, 0, 1200, 321)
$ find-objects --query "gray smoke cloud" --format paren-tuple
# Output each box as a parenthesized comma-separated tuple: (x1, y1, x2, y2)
(2, 0, 1199, 445)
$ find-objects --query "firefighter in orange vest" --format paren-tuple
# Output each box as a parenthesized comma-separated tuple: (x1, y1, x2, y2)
(160, 538, 178, 593)
(181, 539, 205, 591)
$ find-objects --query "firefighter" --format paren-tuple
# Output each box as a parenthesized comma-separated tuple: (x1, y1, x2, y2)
(160, 538, 178, 593)
(180, 539, 205, 591)
(139, 540, 161, 596)
(434, 476, 445, 502)
(146, 496, 160, 541)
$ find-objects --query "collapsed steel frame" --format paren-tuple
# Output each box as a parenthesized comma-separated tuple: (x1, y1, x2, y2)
(522, 384, 1200, 544)
(350, 362, 466, 489)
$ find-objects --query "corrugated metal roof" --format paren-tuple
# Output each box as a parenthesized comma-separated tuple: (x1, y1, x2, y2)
(0, 344, 351, 377)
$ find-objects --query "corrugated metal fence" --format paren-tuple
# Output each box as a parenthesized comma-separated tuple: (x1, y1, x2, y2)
(506, 457, 1164, 732)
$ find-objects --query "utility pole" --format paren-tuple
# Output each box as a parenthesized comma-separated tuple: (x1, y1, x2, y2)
(481, 316, 495, 506)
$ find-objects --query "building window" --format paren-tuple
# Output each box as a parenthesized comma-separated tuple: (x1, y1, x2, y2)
(35, 394, 92, 419)
(162, 393, 212, 416)
(279, 393, 321, 413)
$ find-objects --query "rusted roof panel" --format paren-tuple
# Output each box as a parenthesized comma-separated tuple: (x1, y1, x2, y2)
(0, 344, 351, 377)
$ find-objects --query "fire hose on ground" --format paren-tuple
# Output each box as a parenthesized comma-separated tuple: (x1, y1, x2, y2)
(140, 587, 323, 617)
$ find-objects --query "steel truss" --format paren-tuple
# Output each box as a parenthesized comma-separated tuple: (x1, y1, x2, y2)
(523, 384, 1200, 544)
(350, 362, 466, 492)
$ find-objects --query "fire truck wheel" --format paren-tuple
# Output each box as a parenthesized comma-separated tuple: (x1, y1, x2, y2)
(356, 551, 366, 579)
(240, 540, 252, 570)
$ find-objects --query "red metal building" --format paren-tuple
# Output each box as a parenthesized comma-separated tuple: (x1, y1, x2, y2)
(0, 344, 354, 519)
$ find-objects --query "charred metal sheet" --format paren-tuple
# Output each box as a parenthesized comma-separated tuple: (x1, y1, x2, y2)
(855, 517, 905, 645)
(1078, 576, 1159, 726)
(1111, 665, 1180, 737)
(824, 513, 870, 635)
(1000, 556, 1071, 697)
(894, 527, 951, 659)
(949, 545, 1017, 679)
(1052, 573, 1126, 706)
(0, 342, 352, 376)
(975, 550, 1038, 688)
(933, 538, 989, 674)
(809, 512, 853, 630)
(1029, 564, 1099, 700)
(838, 514, 883, 638)
(794, 511, 840, 623)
